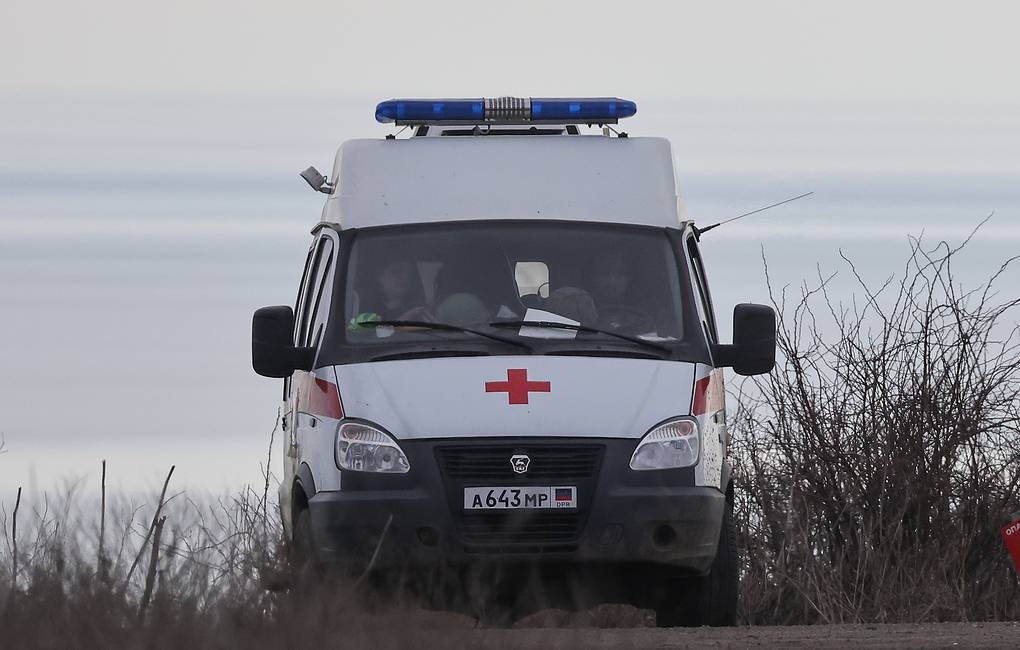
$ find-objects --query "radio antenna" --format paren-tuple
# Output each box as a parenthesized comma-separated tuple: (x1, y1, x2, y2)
(693, 191, 813, 240)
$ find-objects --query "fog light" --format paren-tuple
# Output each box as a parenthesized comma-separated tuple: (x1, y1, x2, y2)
(652, 524, 678, 549)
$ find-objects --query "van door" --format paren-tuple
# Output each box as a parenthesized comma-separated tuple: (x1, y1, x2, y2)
(280, 233, 335, 532)
(287, 232, 338, 513)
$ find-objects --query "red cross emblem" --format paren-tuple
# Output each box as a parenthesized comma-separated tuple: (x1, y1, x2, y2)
(484, 369, 551, 405)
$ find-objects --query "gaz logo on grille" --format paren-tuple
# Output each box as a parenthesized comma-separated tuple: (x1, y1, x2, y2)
(510, 454, 531, 474)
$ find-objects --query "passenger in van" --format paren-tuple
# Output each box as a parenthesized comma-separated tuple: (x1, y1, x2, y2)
(358, 256, 433, 321)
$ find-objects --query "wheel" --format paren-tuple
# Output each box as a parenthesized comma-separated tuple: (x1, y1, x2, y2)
(701, 504, 739, 626)
(655, 504, 738, 627)
(290, 507, 321, 586)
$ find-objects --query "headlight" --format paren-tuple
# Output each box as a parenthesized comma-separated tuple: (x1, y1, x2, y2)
(629, 418, 700, 470)
(335, 421, 410, 473)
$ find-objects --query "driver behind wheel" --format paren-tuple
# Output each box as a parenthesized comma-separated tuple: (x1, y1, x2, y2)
(355, 255, 433, 322)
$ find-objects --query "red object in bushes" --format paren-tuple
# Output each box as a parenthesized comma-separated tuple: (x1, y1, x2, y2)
(1002, 519, 1020, 573)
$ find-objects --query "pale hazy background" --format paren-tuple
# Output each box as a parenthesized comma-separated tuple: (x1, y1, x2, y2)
(1, 1, 1018, 497)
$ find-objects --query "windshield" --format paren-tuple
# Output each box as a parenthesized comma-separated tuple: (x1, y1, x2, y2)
(340, 221, 691, 358)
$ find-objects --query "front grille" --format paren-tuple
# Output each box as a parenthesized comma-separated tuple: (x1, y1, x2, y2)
(459, 511, 582, 546)
(436, 444, 603, 481)
(435, 443, 604, 550)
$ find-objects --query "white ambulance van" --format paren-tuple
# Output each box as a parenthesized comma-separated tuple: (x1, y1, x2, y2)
(252, 97, 776, 627)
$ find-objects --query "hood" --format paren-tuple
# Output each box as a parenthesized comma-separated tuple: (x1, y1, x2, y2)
(333, 356, 696, 440)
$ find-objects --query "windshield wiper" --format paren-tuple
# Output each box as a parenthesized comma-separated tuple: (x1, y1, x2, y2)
(357, 320, 533, 351)
(489, 320, 672, 354)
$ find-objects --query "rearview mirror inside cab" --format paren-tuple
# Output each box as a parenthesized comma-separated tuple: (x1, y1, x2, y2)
(252, 306, 315, 378)
(711, 303, 777, 376)
(513, 261, 550, 309)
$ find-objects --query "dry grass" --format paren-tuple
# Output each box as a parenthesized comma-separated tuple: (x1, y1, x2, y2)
(0, 462, 487, 649)
(0, 470, 642, 648)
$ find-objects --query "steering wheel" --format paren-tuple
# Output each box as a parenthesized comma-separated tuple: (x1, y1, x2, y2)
(597, 304, 655, 332)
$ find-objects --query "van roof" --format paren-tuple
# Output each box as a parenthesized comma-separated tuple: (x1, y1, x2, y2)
(322, 136, 686, 229)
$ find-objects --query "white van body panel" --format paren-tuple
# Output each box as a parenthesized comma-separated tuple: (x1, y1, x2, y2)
(324, 136, 686, 229)
(692, 363, 727, 490)
(321, 356, 722, 489)
(336, 356, 693, 440)
(279, 365, 346, 531)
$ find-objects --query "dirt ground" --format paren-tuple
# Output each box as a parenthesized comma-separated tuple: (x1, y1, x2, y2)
(490, 622, 1020, 649)
(409, 621, 1020, 650)
(325, 605, 1020, 650)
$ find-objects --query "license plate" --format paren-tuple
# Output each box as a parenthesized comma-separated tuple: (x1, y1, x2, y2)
(463, 486, 577, 510)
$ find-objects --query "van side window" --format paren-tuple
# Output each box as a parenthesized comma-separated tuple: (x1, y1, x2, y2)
(293, 246, 315, 344)
(686, 237, 718, 343)
(294, 242, 320, 348)
(307, 237, 336, 348)
(298, 237, 333, 347)
(285, 245, 317, 398)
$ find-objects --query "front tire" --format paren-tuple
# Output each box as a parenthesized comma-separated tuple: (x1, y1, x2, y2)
(655, 504, 738, 627)
(290, 507, 321, 586)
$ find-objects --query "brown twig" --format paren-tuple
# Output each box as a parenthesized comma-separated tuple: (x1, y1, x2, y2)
(260, 409, 280, 533)
(11, 486, 21, 587)
(98, 460, 108, 583)
(124, 465, 175, 589)
(138, 515, 166, 622)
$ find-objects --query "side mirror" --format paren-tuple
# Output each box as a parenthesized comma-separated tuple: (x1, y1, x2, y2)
(711, 303, 777, 376)
(252, 306, 316, 378)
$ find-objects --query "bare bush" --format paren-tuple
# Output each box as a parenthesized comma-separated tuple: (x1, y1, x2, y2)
(733, 229, 1020, 624)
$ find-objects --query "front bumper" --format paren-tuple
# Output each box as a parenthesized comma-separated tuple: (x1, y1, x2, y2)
(307, 438, 724, 574)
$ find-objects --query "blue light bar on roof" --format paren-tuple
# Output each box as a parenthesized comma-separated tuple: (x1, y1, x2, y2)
(530, 98, 636, 123)
(375, 97, 637, 125)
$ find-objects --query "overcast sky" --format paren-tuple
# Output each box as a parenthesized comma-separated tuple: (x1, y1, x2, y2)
(3, 1, 1020, 103)
(2, 1, 1019, 494)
